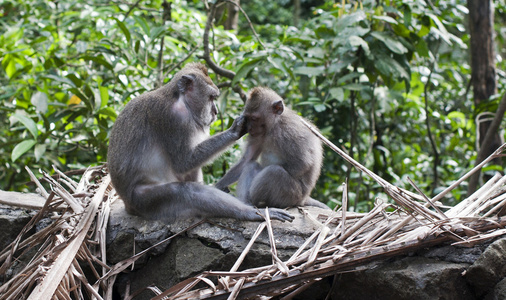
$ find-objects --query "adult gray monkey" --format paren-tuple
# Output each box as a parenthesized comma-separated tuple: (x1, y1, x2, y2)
(108, 63, 294, 222)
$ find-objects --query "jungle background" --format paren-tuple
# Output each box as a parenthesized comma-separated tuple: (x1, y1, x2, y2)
(1, 0, 506, 212)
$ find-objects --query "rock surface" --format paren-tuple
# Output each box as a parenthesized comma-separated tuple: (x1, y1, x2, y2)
(107, 200, 329, 299)
(330, 256, 474, 300)
(0, 204, 35, 249)
(466, 238, 506, 298)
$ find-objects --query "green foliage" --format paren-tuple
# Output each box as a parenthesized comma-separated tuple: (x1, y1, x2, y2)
(0, 0, 216, 189)
(1, 0, 505, 211)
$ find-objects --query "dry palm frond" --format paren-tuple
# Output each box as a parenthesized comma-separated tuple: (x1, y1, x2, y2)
(0, 167, 115, 300)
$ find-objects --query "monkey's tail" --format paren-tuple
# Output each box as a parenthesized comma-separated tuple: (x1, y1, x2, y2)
(305, 197, 331, 210)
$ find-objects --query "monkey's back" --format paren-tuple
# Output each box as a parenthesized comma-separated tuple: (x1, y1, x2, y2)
(265, 108, 323, 196)
(107, 87, 174, 204)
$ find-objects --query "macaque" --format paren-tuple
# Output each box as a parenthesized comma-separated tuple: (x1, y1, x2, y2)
(215, 87, 328, 209)
(107, 63, 294, 222)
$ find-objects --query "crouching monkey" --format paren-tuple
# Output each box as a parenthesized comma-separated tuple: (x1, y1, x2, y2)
(216, 87, 329, 209)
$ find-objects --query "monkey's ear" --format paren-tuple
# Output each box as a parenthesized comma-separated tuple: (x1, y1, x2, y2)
(177, 74, 196, 94)
(272, 100, 284, 115)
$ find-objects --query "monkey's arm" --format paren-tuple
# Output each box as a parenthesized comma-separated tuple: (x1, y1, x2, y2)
(215, 156, 247, 191)
(173, 116, 247, 174)
(216, 141, 262, 191)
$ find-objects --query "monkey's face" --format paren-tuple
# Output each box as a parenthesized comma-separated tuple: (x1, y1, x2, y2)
(244, 113, 266, 137)
(244, 87, 285, 137)
(184, 75, 220, 127)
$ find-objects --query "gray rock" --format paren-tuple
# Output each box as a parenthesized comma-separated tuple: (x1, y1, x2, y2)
(466, 238, 506, 298)
(107, 201, 332, 299)
(107, 201, 327, 262)
(420, 244, 486, 264)
(485, 277, 506, 300)
(0, 204, 35, 249)
(330, 256, 474, 300)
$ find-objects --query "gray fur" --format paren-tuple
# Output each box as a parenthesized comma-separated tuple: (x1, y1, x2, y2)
(216, 87, 329, 209)
(108, 64, 294, 223)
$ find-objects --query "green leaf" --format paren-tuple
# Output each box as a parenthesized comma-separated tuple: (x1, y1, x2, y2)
(97, 107, 118, 120)
(372, 15, 398, 25)
(314, 104, 326, 112)
(232, 57, 265, 86)
(99, 85, 109, 108)
(348, 36, 370, 56)
(43, 74, 76, 87)
(294, 66, 325, 76)
(66, 74, 83, 87)
(12, 139, 36, 162)
(427, 13, 451, 45)
(82, 55, 113, 70)
(34, 144, 46, 162)
(315, 26, 335, 39)
(329, 87, 344, 101)
(370, 32, 408, 54)
(31, 91, 48, 114)
(343, 83, 366, 91)
(448, 111, 466, 128)
(150, 26, 165, 40)
(337, 72, 362, 85)
(134, 15, 150, 36)
(114, 18, 131, 42)
(3, 55, 16, 78)
(415, 39, 430, 58)
(217, 89, 230, 114)
(374, 54, 410, 82)
(335, 11, 366, 31)
(12, 113, 38, 139)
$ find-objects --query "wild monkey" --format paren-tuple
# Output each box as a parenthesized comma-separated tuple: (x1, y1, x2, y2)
(215, 87, 328, 209)
(107, 63, 294, 222)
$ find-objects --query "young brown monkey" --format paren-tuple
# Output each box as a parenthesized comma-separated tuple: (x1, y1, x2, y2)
(215, 87, 328, 209)
(108, 64, 294, 223)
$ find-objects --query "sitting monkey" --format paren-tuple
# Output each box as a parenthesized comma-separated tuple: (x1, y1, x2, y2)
(108, 64, 294, 222)
(216, 87, 328, 209)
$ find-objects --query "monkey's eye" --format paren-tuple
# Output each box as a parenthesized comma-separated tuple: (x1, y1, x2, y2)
(209, 95, 217, 101)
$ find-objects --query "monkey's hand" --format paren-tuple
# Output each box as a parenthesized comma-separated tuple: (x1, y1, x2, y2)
(264, 208, 294, 222)
(229, 115, 248, 139)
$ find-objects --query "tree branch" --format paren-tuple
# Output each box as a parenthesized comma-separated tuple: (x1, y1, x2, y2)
(203, 1, 236, 79)
(124, 0, 143, 18)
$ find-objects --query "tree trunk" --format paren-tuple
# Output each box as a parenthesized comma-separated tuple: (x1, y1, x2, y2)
(467, 0, 503, 195)
(225, 0, 239, 30)
(294, 0, 301, 27)
(214, 0, 239, 31)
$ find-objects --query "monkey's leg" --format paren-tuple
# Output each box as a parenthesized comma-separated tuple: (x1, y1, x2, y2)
(236, 161, 262, 204)
(248, 165, 303, 208)
(131, 182, 294, 222)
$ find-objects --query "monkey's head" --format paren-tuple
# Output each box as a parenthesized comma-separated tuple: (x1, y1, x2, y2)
(176, 63, 220, 127)
(244, 87, 285, 137)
